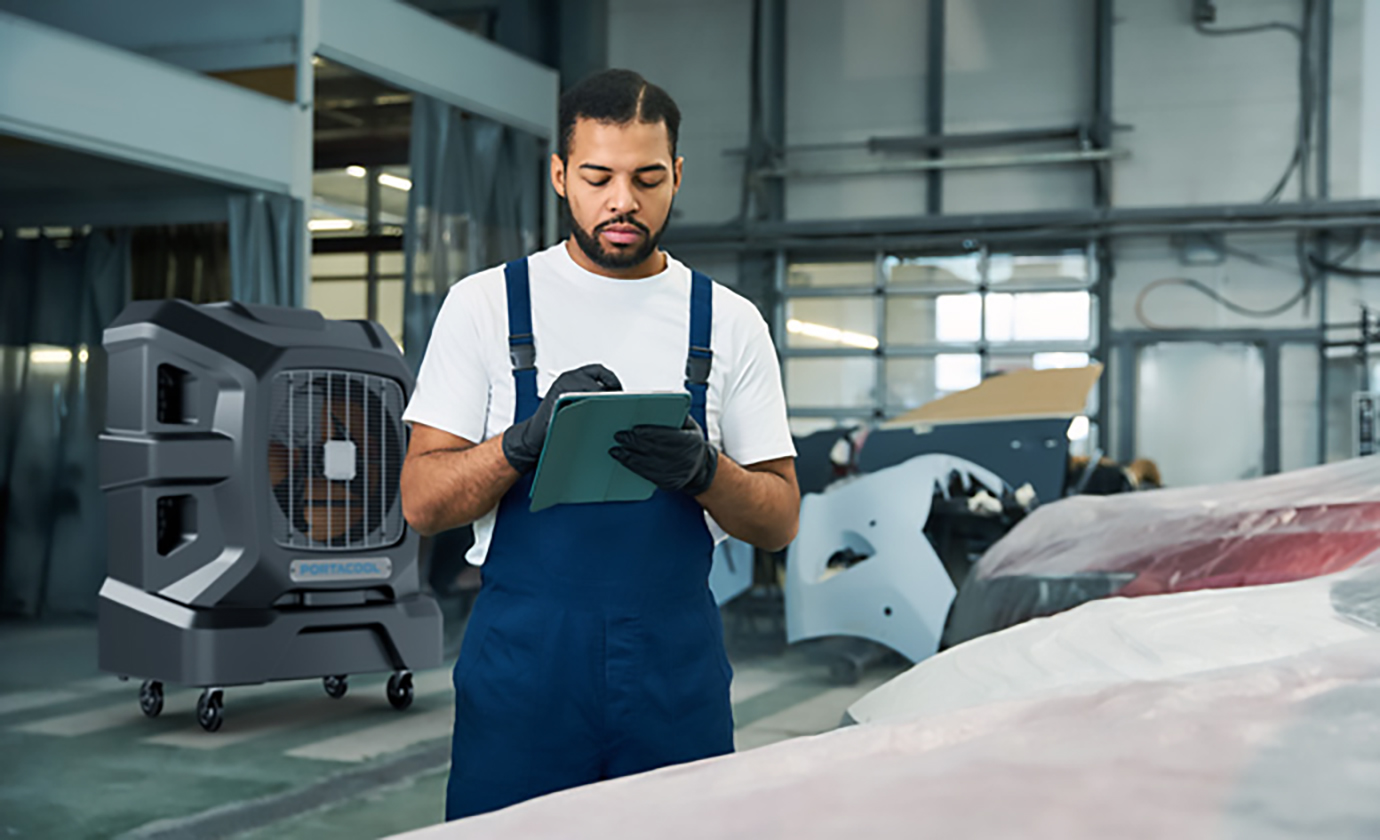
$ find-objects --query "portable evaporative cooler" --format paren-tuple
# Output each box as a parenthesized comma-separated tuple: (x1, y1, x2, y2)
(97, 300, 441, 732)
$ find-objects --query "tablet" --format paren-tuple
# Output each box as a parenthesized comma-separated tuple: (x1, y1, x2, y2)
(528, 391, 691, 513)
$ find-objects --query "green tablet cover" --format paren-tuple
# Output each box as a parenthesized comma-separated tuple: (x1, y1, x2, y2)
(528, 391, 692, 512)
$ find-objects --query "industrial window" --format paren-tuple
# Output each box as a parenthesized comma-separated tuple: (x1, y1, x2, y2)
(307, 166, 412, 350)
(780, 247, 1098, 437)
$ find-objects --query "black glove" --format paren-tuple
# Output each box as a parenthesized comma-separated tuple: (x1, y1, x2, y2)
(610, 416, 720, 497)
(502, 364, 623, 474)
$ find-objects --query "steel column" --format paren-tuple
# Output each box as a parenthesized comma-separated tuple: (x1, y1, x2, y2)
(739, 0, 787, 339)
(1264, 339, 1282, 474)
(1093, 0, 1115, 455)
(1092, 0, 1115, 207)
(925, 0, 946, 214)
(365, 164, 381, 322)
(1115, 339, 1137, 464)
(1317, 0, 1334, 465)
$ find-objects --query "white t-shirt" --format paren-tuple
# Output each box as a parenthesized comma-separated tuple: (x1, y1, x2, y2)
(402, 241, 797, 564)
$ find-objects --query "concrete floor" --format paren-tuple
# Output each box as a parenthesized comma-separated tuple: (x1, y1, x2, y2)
(0, 599, 904, 840)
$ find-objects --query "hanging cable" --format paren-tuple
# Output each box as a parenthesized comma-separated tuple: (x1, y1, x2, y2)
(1308, 252, 1380, 277)
(1136, 232, 1320, 329)
(1195, 0, 1317, 203)
(1194, 18, 1302, 39)
(1134, 275, 1311, 330)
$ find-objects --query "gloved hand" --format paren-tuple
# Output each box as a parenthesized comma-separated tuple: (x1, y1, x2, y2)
(610, 416, 720, 497)
(502, 363, 623, 474)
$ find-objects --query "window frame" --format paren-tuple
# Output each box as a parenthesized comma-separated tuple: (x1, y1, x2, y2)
(777, 243, 1101, 428)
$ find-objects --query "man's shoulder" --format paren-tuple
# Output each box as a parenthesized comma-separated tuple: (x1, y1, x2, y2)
(670, 256, 767, 332)
(446, 262, 509, 300)
(437, 262, 515, 326)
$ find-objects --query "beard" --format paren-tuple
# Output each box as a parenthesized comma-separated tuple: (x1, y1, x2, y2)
(566, 199, 672, 271)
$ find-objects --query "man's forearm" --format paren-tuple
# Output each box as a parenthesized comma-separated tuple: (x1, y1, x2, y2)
(401, 436, 520, 537)
(695, 454, 799, 551)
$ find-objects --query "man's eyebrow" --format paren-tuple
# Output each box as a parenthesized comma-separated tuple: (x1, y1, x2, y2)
(575, 164, 668, 175)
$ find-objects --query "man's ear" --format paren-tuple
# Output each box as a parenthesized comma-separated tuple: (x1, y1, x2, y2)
(673, 156, 684, 194)
(550, 153, 567, 198)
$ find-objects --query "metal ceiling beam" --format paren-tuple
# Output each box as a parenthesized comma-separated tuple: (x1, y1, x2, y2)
(316, 0, 558, 140)
(0, 0, 303, 72)
(665, 199, 1380, 253)
(760, 148, 1118, 179)
(0, 11, 300, 195)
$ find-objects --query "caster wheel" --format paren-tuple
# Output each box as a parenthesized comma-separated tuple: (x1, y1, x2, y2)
(323, 675, 348, 699)
(196, 689, 224, 732)
(386, 671, 414, 711)
(139, 680, 164, 718)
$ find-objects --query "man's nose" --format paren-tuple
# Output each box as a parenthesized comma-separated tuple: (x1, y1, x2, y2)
(606, 178, 639, 215)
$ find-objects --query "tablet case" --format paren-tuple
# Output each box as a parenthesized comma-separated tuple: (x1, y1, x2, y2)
(528, 391, 692, 512)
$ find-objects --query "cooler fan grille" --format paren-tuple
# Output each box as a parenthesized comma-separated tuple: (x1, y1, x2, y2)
(268, 370, 406, 550)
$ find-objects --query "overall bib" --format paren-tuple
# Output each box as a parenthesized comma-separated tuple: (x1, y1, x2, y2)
(445, 258, 735, 821)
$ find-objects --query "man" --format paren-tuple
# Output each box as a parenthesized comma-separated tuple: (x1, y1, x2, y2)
(399, 69, 799, 821)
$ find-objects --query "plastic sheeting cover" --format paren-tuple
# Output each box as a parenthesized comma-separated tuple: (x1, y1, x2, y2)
(943, 458, 1380, 645)
(392, 568, 1380, 840)
(853, 564, 1380, 725)
(975, 457, 1380, 593)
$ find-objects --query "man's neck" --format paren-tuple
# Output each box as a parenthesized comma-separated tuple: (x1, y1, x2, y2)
(563, 237, 667, 280)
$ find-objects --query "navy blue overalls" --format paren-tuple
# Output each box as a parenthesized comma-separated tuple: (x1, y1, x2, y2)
(445, 258, 735, 821)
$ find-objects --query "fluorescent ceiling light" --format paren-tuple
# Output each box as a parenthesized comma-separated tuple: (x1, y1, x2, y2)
(786, 318, 879, 350)
(30, 348, 72, 365)
(308, 218, 356, 232)
(78, 347, 89, 364)
(343, 167, 411, 191)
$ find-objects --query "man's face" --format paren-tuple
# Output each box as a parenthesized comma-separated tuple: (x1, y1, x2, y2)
(552, 118, 683, 273)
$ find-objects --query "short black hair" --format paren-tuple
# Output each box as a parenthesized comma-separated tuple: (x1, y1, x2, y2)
(558, 69, 681, 161)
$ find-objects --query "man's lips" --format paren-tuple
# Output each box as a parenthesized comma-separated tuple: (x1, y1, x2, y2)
(599, 224, 645, 246)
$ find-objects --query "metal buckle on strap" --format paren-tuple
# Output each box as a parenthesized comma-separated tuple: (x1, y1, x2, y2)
(685, 347, 713, 384)
(509, 336, 536, 371)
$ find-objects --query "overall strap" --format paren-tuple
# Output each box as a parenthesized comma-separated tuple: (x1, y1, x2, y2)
(504, 258, 540, 421)
(685, 270, 714, 435)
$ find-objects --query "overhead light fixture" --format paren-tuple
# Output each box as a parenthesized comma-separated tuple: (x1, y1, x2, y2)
(78, 346, 89, 364)
(308, 218, 356, 232)
(342, 167, 411, 191)
(786, 318, 879, 350)
(30, 348, 73, 365)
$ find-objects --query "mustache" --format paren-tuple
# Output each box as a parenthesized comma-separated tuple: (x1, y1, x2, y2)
(594, 215, 650, 236)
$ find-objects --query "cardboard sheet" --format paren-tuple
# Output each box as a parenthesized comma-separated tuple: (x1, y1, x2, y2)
(886, 364, 1102, 426)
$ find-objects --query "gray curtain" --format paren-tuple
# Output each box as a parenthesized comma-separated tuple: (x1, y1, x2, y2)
(229, 191, 303, 308)
(404, 95, 542, 369)
(0, 230, 129, 617)
(0, 188, 297, 618)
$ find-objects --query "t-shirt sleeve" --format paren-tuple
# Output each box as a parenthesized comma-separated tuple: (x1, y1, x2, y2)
(718, 301, 797, 467)
(401, 284, 491, 443)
